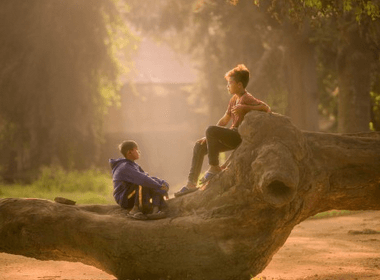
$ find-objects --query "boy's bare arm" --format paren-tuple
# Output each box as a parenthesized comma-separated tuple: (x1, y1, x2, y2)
(216, 113, 231, 126)
(232, 103, 271, 114)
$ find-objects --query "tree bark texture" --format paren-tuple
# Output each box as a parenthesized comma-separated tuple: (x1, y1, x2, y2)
(0, 112, 380, 280)
(337, 22, 372, 133)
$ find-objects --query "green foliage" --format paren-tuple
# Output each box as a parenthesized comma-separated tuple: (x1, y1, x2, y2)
(370, 90, 380, 130)
(35, 166, 109, 193)
(0, 166, 114, 204)
(302, 0, 323, 10)
(336, 0, 380, 22)
(254, 0, 380, 22)
(310, 210, 359, 219)
(0, 0, 137, 178)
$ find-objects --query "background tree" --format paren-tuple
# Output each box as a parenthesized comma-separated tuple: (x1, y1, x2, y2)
(252, 0, 380, 132)
(0, 0, 136, 181)
(371, 73, 380, 130)
(126, 0, 286, 124)
(304, 0, 380, 132)
(126, 0, 380, 133)
(126, 0, 323, 130)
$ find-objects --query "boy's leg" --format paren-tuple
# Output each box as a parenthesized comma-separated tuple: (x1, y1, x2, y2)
(151, 192, 165, 213)
(146, 191, 167, 219)
(138, 187, 167, 214)
(175, 138, 208, 197)
(128, 188, 142, 214)
(205, 126, 242, 168)
(187, 141, 208, 186)
(137, 186, 154, 214)
(122, 186, 147, 220)
(119, 185, 138, 209)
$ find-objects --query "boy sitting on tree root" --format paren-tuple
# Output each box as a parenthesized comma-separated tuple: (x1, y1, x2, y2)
(109, 140, 169, 220)
(175, 64, 271, 197)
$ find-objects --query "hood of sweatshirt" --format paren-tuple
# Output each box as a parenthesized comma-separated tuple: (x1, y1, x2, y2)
(109, 158, 128, 171)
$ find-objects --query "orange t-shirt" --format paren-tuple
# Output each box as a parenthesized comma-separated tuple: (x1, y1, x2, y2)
(226, 91, 264, 129)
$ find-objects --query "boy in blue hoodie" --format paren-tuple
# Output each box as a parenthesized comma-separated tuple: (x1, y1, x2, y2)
(109, 140, 169, 220)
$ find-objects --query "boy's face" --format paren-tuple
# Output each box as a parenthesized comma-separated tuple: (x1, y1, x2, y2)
(227, 77, 242, 95)
(128, 146, 140, 161)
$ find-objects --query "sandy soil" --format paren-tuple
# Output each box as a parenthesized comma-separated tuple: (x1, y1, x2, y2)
(0, 211, 379, 280)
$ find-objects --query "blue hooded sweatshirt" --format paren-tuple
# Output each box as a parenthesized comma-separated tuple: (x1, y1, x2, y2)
(109, 158, 168, 205)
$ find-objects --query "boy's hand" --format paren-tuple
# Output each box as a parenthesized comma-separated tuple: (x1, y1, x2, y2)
(232, 104, 245, 114)
(161, 182, 169, 192)
(196, 137, 206, 144)
(160, 182, 169, 199)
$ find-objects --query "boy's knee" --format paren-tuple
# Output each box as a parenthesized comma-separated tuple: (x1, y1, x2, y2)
(205, 125, 217, 138)
(194, 141, 207, 154)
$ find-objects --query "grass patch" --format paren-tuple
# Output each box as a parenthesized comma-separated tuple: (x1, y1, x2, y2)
(0, 166, 114, 205)
(309, 209, 360, 219)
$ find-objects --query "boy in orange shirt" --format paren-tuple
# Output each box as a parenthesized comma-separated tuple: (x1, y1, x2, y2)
(175, 64, 271, 197)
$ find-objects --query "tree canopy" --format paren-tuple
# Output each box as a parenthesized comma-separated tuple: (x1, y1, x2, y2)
(126, 0, 380, 132)
(0, 0, 136, 180)
(1, 0, 379, 180)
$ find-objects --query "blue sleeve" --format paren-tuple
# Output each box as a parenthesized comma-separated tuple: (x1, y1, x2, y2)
(113, 163, 166, 194)
(152, 177, 168, 185)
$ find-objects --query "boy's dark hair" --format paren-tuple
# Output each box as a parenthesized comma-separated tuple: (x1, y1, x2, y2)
(224, 64, 250, 88)
(119, 140, 138, 157)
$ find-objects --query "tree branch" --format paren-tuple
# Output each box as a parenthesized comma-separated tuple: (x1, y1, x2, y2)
(1, 112, 379, 280)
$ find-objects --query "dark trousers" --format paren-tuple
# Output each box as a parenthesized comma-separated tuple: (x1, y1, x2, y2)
(187, 126, 242, 185)
(140, 187, 166, 207)
(119, 185, 138, 209)
(120, 185, 166, 211)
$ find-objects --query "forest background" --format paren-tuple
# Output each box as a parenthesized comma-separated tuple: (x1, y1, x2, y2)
(0, 0, 379, 202)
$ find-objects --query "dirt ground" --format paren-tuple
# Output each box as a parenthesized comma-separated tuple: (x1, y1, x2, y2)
(0, 211, 379, 280)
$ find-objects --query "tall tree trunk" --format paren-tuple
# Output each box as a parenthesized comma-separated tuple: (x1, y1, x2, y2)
(0, 112, 379, 280)
(337, 21, 372, 133)
(284, 23, 319, 131)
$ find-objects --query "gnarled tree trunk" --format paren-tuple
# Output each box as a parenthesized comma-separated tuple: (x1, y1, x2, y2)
(0, 112, 379, 280)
